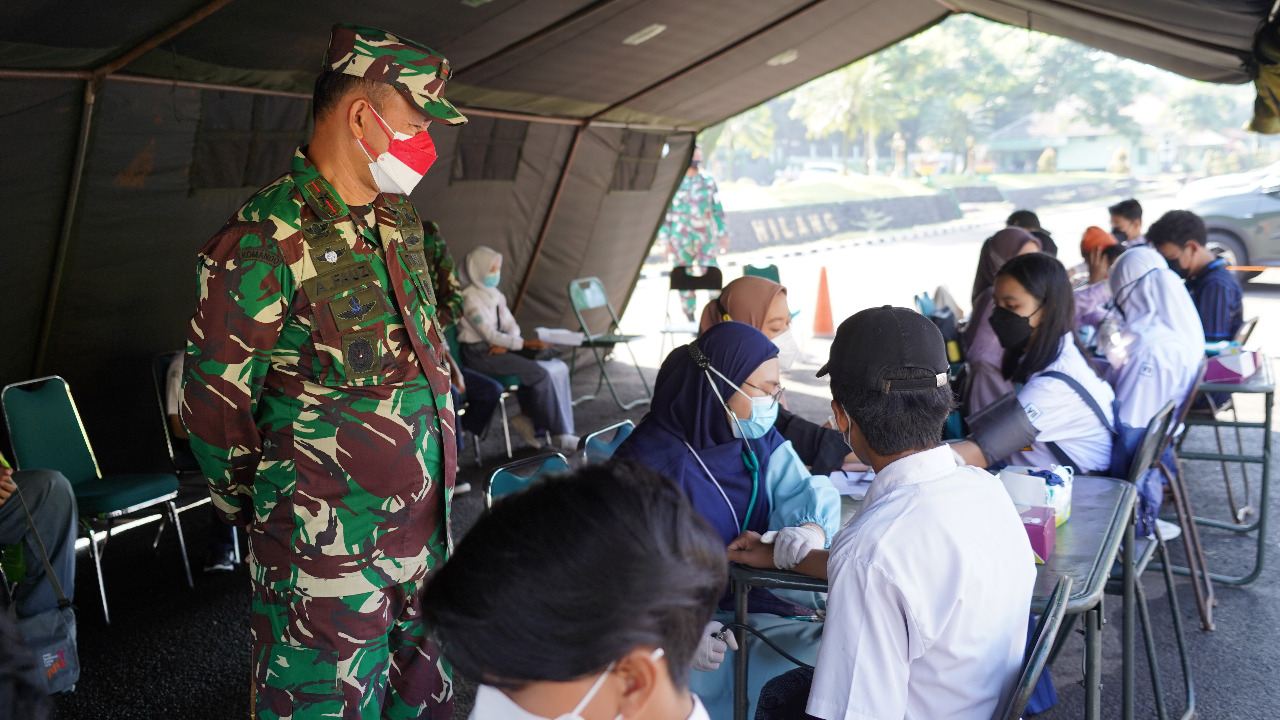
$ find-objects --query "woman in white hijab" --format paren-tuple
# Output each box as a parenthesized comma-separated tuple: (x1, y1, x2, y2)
(1104, 246, 1205, 430)
(458, 246, 578, 451)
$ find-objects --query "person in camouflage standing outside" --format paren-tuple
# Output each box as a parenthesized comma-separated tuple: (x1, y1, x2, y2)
(657, 147, 730, 321)
(181, 23, 466, 720)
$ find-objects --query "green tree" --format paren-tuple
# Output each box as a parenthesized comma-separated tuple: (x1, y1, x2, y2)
(707, 103, 775, 180)
(788, 56, 898, 174)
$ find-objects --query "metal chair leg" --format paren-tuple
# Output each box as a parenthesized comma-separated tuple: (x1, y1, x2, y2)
(1134, 578, 1170, 720)
(499, 396, 513, 459)
(1155, 534, 1196, 720)
(1231, 404, 1254, 522)
(167, 501, 194, 589)
(86, 520, 110, 625)
(1160, 460, 1215, 629)
(231, 526, 242, 564)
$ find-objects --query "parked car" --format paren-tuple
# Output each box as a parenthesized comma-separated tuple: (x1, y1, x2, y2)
(1180, 162, 1280, 281)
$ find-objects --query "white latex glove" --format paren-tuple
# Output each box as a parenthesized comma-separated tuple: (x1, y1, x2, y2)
(771, 524, 825, 570)
(690, 621, 739, 672)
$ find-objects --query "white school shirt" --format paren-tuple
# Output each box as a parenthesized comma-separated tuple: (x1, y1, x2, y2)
(807, 445, 1036, 720)
(1010, 335, 1115, 472)
(1109, 334, 1199, 431)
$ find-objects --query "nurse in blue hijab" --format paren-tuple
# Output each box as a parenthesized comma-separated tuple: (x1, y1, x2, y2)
(615, 321, 840, 718)
(616, 321, 839, 555)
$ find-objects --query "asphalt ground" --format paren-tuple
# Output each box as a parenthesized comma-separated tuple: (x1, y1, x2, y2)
(44, 193, 1280, 719)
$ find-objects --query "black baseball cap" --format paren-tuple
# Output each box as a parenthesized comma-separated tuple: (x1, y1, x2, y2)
(816, 306, 949, 393)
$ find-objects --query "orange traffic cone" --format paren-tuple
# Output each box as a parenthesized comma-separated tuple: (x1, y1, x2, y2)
(813, 267, 835, 339)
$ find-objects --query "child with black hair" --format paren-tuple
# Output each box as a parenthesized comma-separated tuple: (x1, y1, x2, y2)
(953, 252, 1116, 472)
(422, 461, 727, 720)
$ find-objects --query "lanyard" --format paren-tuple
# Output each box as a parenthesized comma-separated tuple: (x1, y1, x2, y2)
(683, 439, 761, 534)
(683, 440, 742, 532)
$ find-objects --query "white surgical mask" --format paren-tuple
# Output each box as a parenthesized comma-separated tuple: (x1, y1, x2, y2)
(771, 329, 800, 370)
(469, 650, 665, 720)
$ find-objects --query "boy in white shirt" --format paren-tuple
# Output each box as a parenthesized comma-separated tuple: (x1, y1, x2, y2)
(730, 306, 1036, 720)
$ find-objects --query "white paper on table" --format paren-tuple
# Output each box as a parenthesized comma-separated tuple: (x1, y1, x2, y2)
(535, 327, 586, 346)
(828, 469, 875, 499)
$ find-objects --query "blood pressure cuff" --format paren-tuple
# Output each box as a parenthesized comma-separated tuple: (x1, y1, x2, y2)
(965, 391, 1039, 465)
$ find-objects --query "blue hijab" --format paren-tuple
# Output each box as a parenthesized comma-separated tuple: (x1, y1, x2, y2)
(615, 321, 785, 546)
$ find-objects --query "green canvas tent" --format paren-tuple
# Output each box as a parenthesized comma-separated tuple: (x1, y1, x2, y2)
(0, 0, 1270, 469)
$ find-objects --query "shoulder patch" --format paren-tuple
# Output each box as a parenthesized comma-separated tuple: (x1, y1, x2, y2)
(1139, 362, 1155, 378)
(1023, 403, 1042, 423)
(236, 247, 283, 267)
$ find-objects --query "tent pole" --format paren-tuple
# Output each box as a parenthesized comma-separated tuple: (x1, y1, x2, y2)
(512, 125, 585, 314)
(96, 0, 237, 77)
(32, 78, 100, 375)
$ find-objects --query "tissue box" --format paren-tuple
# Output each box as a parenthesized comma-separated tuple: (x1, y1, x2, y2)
(1205, 350, 1259, 384)
(999, 465, 1073, 526)
(1018, 505, 1057, 564)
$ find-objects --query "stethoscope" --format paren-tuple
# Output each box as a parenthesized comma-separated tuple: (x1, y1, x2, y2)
(684, 342, 762, 534)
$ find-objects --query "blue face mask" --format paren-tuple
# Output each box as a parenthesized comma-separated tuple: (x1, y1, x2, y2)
(705, 365, 779, 440)
(483, 272, 500, 288)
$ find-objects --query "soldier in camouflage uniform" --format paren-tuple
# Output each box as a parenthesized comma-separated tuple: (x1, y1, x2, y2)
(181, 23, 466, 720)
(656, 147, 730, 321)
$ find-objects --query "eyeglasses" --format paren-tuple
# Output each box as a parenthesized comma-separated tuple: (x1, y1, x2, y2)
(743, 380, 785, 406)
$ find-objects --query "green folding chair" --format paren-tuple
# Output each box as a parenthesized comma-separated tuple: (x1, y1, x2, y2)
(743, 264, 780, 283)
(995, 575, 1073, 720)
(567, 277, 651, 410)
(483, 452, 570, 510)
(3, 376, 193, 623)
(577, 420, 636, 464)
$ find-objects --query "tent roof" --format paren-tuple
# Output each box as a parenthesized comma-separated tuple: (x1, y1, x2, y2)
(1, 0, 1268, 132)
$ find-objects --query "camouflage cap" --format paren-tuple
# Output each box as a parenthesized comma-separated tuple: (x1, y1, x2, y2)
(324, 23, 467, 126)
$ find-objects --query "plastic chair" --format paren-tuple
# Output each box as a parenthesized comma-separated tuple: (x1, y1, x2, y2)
(659, 266, 723, 360)
(151, 352, 241, 565)
(3, 376, 193, 623)
(993, 575, 1073, 720)
(444, 325, 515, 461)
(567, 277, 651, 410)
(484, 452, 570, 510)
(743, 264, 780, 283)
(1103, 400, 1195, 720)
(578, 420, 636, 464)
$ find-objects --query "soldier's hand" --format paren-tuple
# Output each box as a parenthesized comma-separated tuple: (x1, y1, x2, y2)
(524, 339, 548, 350)
(488, 345, 508, 355)
(0, 468, 14, 507)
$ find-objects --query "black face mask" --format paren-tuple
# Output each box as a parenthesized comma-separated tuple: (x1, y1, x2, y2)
(989, 305, 1038, 350)
(1112, 228, 1129, 243)
(1166, 255, 1190, 279)
(689, 159, 701, 172)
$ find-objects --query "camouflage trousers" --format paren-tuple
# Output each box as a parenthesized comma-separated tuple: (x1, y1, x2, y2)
(251, 578, 452, 720)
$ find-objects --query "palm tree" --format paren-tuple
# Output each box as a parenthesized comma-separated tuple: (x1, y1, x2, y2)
(788, 56, 899, 174)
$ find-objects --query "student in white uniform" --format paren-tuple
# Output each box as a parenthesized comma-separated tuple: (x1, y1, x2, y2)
(1105, 246, 1205, 429)
(423, 462, 722, 720)
(954, 252, 1115, 472)
(729, 306, 1036, 720)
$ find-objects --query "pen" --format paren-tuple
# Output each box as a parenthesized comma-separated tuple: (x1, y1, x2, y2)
(0, 450, 9, 469)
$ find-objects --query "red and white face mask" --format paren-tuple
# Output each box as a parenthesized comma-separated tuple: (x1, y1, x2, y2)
(358, 104, 437, 196)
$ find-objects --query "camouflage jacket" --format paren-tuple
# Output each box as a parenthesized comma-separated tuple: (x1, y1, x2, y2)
(656, 171, 728, 253)
(182, 148, 457, 597)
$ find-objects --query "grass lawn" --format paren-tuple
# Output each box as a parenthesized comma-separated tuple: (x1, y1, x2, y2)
(719, 175, 935, 211)
(928, 171, 1125, 189)
(719, 172, 1129, 211)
